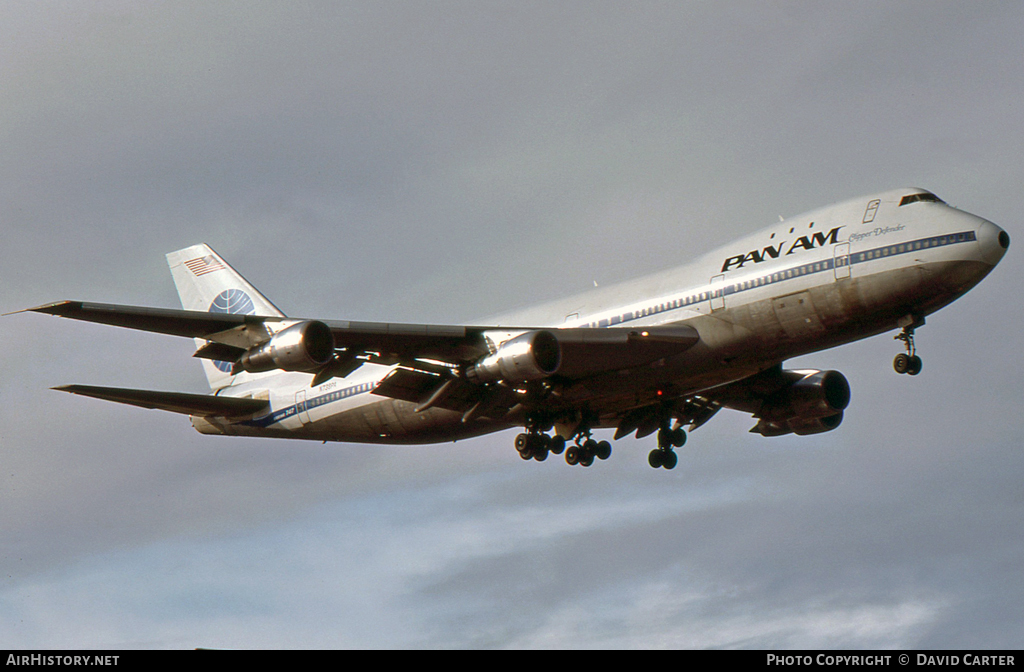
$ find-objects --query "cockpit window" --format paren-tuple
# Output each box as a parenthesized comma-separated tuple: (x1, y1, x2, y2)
(899, 192, 945, 206)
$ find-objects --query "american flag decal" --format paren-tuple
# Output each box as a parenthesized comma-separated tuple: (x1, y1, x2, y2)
(184, 255, 226, 276)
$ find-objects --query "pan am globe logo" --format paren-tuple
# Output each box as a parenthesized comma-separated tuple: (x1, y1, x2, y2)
(208, 289, 256, 372)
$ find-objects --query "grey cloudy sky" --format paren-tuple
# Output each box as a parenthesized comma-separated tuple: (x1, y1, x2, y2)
(1, 1, 1021, 649)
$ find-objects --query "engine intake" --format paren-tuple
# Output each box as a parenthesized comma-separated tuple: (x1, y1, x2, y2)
(467, 330, 561, 384)
(237, 321, 335, 374)
(753, 370, 850, 437)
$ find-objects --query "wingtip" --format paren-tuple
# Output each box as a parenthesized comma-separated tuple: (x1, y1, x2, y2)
(4, 301, 79, 317)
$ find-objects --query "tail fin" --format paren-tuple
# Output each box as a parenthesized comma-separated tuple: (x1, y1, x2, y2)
(166, 244, 285, 390)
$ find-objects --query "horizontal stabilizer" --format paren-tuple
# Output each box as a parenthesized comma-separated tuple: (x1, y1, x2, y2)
(53, 384, 268, 417)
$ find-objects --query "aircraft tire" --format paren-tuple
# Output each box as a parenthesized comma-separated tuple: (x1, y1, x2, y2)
(648, 449, 664, 469)
(565, 445, 579, 466)
(595, 440, 612, 461)
(549, 435, 566, 455)
(894, 353, 910, 374)
(907, 355, 923, 376)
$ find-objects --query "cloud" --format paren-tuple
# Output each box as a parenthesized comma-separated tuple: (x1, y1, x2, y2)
(2, 1, 1023, 649)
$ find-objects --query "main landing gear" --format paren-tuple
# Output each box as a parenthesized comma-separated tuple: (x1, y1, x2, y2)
(648, 423, 686, 470)
(514, 430, 611, 467)
(564, 434, 612, 467)
(893, 326, 923, 376)
(513, 414, 688, 470)
(514, 431, 563, 462)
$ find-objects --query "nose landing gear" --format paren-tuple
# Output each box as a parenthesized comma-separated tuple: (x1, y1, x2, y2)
(893, 326, 923, 376)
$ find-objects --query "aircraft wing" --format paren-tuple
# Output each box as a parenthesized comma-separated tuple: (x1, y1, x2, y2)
(20, 301, 700, 376)
(53, 384, 269, 416)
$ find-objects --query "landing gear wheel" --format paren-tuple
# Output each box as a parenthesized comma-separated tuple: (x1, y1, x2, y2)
(565, 445, 579, 466)
(532, 437, 549, 461)
(670, 427, 686, 448)
(549, 435, 566, 455)
(579, 439, 597, 467)
(894, 323, 923, 376)
(516, 433, 534, 459)
(649, 448, 677, 470)
(595, 440, 612, 461)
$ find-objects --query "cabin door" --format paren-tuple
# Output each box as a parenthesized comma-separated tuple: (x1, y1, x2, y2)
(295, 390, 311, 424)
(834, 243, 851, 280)
(709, 275, 726, 311)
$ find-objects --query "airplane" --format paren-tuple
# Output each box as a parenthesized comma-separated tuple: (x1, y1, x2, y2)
(15, 188, 1009, 469)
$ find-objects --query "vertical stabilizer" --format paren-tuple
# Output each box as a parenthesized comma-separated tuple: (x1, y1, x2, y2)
(167, 244, 286, 390)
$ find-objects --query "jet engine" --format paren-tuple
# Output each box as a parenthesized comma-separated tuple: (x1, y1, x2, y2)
(752, 370, 850, 437)
(236, 320, 335, 374)
(467, 330, 561, 384)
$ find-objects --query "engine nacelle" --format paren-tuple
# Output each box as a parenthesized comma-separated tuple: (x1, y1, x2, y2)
(754, 411, 844, 437)
(467, 330, 561, 384)
(237, 320, 335, 374)
(753, 370, 850, 437)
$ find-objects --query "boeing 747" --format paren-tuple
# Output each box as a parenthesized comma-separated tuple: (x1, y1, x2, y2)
(17, 188, 1009, 469)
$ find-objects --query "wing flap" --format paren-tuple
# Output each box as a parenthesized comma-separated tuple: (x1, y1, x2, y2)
(372, 368, 517, 417)
(372, 368, 446, 405)
(557, 325, 700, 377)
(53, 384, 269, 417)
(324, 320, 489, 362)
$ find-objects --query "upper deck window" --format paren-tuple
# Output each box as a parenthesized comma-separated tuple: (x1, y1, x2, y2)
(899, 192, 945, 207)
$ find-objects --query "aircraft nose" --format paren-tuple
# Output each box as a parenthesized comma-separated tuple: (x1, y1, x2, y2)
(976, 218, 1010, 266)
